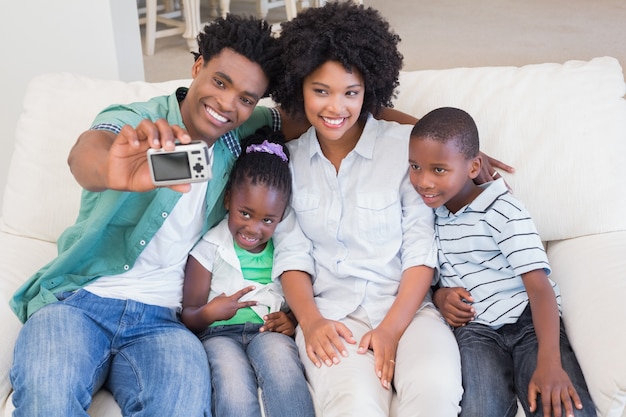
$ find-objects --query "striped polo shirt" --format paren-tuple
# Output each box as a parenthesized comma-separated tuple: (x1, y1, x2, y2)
(434, 178, 560, 329)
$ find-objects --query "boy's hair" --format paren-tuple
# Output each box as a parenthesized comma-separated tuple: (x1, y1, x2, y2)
(272, 2, 403, 118)
(410, 107, 480, 160)
(192, 14, 282, 97)
(227, 127, 292, 202)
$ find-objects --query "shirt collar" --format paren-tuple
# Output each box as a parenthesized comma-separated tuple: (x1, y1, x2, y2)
(435, 177, 509, 218)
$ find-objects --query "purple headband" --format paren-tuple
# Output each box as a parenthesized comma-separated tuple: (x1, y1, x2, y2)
(245, 140, 288, 162)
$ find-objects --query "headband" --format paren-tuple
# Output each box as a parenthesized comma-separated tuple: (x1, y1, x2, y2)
(245, 140, 288, 162)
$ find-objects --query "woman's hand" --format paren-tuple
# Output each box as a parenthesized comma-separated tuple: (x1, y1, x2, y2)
(475, 151, 515, 186)
(358, 326, 399, 389)
(301, 317, 356, 368)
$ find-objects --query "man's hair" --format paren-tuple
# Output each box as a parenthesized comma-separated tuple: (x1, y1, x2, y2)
(410, 107, 480, 159)
(227, 126, 292, 202)
(193, 14, 282, 97)
(272, 2, 403, 118)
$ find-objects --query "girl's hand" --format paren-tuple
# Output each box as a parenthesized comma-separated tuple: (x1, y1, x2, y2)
(204, 286, 257, 322)
(357, 327, 399, 390)
(260, 311, 296, 336)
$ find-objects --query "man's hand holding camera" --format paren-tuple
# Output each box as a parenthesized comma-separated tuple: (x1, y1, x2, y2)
(69, 118, 194, 193)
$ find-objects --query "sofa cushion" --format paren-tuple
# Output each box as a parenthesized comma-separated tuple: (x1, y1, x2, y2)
(394, 56, 626, 241)
(0, 73, 190, 243)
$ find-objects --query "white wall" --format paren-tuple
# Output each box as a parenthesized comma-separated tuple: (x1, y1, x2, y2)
(0, 0, 145, 211)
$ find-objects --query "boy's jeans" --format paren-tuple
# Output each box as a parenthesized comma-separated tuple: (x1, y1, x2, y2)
(455, 306, 596, 417)
(11, 290, 211, 417)
(199, 322, 315, 417)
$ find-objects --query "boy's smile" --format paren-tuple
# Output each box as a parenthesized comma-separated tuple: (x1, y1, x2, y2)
(409, 136, 482, 214)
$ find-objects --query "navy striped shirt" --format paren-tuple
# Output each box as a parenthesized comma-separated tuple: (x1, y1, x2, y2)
(435, 178, 560, 328)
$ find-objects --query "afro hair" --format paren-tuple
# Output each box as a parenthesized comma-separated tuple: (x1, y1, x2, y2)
(193, 14, 283, 97)
(272, 2, 403, 118)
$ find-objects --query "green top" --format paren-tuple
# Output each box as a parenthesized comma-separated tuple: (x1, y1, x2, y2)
(212, 239, 274, 326)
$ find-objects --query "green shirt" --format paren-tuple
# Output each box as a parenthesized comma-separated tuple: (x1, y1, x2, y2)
(212, 240, 274, 326)
(10, 89, 278, 323)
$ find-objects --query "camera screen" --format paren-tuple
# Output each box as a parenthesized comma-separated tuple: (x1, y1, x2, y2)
(150, 152, 191, 181)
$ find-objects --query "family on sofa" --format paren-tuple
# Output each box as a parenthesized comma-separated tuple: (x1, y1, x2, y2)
(7, 2, 598, 417)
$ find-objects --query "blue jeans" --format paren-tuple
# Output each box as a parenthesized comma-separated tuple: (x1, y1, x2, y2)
(199, 322, 315, 417)
(455, 306, 596, 417)
(10, 290, 211, 417)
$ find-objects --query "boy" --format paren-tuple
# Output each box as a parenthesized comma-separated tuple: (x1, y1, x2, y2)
(408, 107, 596, 417)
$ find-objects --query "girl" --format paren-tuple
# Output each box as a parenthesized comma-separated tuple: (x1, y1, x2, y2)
(271, 3, 463, 416)
(181, 127, 315, 417)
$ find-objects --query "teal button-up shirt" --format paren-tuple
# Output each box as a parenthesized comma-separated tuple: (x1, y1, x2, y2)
(10, 89, 278, 323)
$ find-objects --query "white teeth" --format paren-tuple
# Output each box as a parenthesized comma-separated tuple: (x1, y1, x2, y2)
(207, 107, 228, 123)
(240, 233, 258, 242)
(322, 117, 344, 125)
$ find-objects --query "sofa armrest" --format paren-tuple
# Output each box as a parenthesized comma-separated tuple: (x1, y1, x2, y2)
(547, 230, 626, 416)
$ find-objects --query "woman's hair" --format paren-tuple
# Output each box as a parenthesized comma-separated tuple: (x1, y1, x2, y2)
(410, 107, 480, 160)
(227, 126, 292, 202)
(193, 14, 283, 97)
(272, 2, 403, 118)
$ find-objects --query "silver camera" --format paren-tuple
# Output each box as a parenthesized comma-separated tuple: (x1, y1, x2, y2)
(147, 141, 212, 186)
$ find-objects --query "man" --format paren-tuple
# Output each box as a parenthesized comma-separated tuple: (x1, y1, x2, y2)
(9, 15, 285, 417)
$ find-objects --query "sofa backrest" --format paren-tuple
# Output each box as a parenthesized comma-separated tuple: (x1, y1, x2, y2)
(1, 74, 190, 243)
(2, 57, 626, 244)
(394, 57, 626, 241)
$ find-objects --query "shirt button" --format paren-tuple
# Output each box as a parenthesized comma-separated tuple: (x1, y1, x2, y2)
(140, 240, 146, 246)
(123, 264, 130, 271)
(161, 212, 168, 218)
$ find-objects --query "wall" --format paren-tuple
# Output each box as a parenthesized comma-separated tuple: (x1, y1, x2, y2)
(0, 0, 145, 211)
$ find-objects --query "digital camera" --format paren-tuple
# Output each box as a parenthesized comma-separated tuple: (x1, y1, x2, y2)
(147, 141, 212, 186)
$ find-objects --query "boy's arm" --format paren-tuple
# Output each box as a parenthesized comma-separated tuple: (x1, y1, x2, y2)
(523, 269, 584, 416)
(68, 119, 192, 192)
(432, 286, 476, 327)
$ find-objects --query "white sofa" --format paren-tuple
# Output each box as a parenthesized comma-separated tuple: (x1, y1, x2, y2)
(2, 57, 626, 417)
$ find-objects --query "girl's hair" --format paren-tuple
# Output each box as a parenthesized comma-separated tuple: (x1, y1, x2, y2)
(227, 127, 292, 201)
(192, 14, 283, 97)
(272, 2, 403, 119)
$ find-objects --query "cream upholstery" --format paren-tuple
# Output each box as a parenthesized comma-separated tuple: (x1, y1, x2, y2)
(2, 57, 625, 416)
